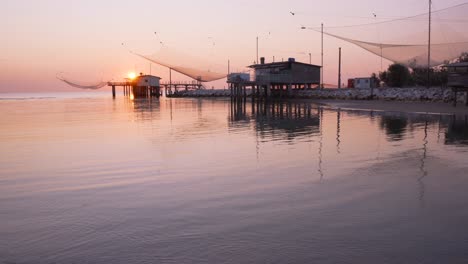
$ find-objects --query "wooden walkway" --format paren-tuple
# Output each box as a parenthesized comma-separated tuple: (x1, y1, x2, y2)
(160, 81, 204, 91)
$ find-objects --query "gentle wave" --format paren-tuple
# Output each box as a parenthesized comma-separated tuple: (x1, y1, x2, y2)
(0, 97, 57, 101)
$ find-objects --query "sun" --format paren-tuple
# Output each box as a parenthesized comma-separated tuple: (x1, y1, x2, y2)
(128, 72, 137, 80)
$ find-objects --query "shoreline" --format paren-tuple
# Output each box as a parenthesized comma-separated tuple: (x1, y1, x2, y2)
(169, 87, 468, 115)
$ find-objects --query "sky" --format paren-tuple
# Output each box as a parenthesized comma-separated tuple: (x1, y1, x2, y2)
(1, 0, 467, 92)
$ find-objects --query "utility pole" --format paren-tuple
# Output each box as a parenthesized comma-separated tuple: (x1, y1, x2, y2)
(321, 23, 324, 89)
(256, 36, 259, 64)
(427, 0, 432, 88)
(228, 59, 230, 75)
(374, 12, 383, 72)
(380, 45, 383, 72)
(338, 47, 342, 89)
(309, 53, 312, 64)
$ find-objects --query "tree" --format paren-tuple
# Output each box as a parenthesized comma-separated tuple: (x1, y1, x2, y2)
(386, 64, 411, 87)
(378, 71, 388, 85)
(374, 52, 468, 88)
(371, 73, 380, 87)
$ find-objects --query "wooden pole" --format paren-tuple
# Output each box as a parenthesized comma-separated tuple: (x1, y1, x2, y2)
(112, 86, 116, 98)
(338, 47, 342, 89)
(321, 23, 324, 89)
(453, 88, 458, 107)
(427, 0, 432, 88)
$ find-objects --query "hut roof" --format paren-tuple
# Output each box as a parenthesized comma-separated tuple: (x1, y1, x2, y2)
(248, 61, 321, 69)
(136, 74, 161, 79)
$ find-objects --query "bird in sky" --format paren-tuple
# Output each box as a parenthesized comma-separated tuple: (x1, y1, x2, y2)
(373, 13, 377, 17)
(290, 11, 295, 16)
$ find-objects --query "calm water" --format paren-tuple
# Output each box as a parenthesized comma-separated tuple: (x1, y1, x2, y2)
(1, 92, 468, 264)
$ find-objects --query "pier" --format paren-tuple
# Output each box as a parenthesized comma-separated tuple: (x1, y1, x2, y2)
(107, 81, 162, 98)
(161, 81, 204, 97)
(108, 79, 204, 98)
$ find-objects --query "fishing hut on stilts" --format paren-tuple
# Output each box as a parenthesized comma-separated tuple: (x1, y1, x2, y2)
(228, 57, 321, 101)
(108, 73, 162, 98)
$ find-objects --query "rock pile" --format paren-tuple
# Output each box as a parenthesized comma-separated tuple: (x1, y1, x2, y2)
(169, 87, 463, 103)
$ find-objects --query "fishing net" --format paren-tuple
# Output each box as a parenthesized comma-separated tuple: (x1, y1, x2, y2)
(132, 46, 227, 82)
(56, 73, 107, 89)
(305, 2, 468, 68)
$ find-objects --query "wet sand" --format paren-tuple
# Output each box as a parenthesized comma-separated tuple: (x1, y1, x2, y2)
(315, 99, 468, 115)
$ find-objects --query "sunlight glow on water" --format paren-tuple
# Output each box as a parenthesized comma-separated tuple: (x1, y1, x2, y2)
(1, 94, 468, 263)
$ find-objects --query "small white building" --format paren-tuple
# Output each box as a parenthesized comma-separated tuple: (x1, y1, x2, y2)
(134, 75, 161, 87)
(353, 77, 377, 89)
(133, 74, 162, 97)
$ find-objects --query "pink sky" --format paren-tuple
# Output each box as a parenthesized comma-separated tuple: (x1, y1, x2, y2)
(1, 0, 466, 92)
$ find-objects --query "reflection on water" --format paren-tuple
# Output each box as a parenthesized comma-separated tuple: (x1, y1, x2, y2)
(230, 100, 321, 142)
(225, 99, 468, 148)
(380, 116, 408, 141)
(1, 96, 468, 264)
(336, 109, 341, 154)
(446, 115, 468, 145)
(226, 100, 468, 207)
(130, 98, 468, 209)
(125, 97, 468, 148)
(127, 98, 468, 207)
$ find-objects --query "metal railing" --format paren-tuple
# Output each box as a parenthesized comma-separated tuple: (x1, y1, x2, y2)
(160, 81, 201, 85)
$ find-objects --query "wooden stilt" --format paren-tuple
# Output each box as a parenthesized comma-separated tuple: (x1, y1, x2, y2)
(454, 88, 458, 107)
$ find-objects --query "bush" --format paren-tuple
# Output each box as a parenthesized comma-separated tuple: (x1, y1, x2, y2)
(410, 68, 448, 87)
